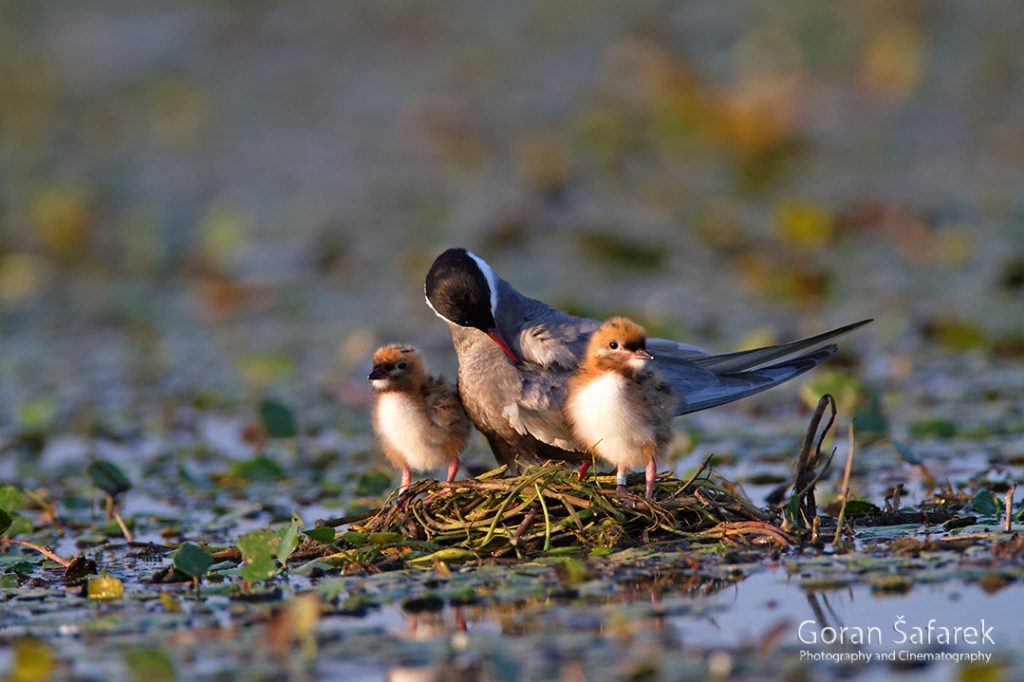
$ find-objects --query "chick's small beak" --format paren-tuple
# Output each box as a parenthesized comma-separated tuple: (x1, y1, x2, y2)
(487, 329, 521, 365)
(367, 366, 387, 380)
(634, 349, 654, 361)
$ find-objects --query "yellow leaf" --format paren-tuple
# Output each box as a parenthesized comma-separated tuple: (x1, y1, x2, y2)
(9, 637, 55, 682)
(87, 575, 124, 600)
(159, 592, 182, 613)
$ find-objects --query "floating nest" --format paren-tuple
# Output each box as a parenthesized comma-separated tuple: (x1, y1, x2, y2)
(352, 459, 794, 559)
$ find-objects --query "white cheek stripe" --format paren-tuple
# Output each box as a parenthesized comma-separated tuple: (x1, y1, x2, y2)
(466, 250, 499, 318)
(424, 293, 448, 323)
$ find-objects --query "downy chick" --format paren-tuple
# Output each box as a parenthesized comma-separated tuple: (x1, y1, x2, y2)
(369, 345, 471, 491)
(565, 318, 678, 499)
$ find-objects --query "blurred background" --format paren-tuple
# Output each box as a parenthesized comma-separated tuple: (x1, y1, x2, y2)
(1, 0, 1022, 447)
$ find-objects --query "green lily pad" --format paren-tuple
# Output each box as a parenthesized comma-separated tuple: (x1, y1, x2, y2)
(237, 529, 280, 563)
(239, 556, 278, 583)
(355, 469, 392, 496)
(87, 460, 132, 498)
(258, 398, 298, 438)
(0, 483, 25, 512)
(4, 513, 33, 537)
(971, 490, 1001, 517)
(173, 543, 213, 579)
(304, 527, 335, 545)
(277, 515, 303, 564)
(229, 455, 284, 482)
(909, 419, 958, 439)
(123, 647, 177, 682)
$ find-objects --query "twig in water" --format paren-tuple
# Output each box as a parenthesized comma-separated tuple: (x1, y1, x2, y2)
(793, 394, 837, 524)
(1, 538, 71, 568)
(113, 510, 134, 544)
(832, 422, 857, 549)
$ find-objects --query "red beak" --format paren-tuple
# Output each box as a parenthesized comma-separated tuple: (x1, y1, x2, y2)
(487, 329, 521, 364)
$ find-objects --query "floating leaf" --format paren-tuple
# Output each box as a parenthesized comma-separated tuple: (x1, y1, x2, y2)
(229, 455, 284, 482)
(87, 575, 124, 600)
(840, 500, 882, 519)
(258, 398, 297, 438)
(239, 556, 278, 583)
(124, 647, 177, 682)
(355, 469, 392, 497)
(853, 395, 889, 437)
(775, 200, 834, 250)
(237, 529, 280, 563)
(304, 527, 335, 545)
(17, 397, 57, 433)
(3, 512, 32, 538)
(278, 515, 303, 564)
(971, 491, 1001, 518)
(9, 637, 55, 682)
(87, 460, 132, 498)
(909, 419, 957, 439)
(173, 543, 213, 579)
(0, 483, 26, 512)
(159, 592, 182, 613)
(944, 516, 978, 531)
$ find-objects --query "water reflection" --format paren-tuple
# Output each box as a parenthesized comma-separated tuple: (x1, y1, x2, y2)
(363, 565, 1024, 680)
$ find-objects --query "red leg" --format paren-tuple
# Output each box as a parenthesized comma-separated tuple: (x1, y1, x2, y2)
(400, 465, 412, 490)
(578, 460, 591, 481)
(446, 457, 459, 483)
(645, 458, 656, 499)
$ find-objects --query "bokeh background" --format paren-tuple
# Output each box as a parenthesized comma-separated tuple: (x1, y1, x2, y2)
(1, 0, 1022, 446)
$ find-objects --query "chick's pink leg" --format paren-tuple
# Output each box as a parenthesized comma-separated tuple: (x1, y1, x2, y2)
(645, 458, 656, 499)
(446, 457, 459, 483)
(400, 465, 412, 491)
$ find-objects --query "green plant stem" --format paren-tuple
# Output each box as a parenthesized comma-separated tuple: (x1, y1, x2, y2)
(833, 422, 857, 549)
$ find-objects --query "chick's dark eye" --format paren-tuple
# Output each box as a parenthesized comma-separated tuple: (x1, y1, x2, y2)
(397, 362, 407, 369)
(608, 340, 619, 350)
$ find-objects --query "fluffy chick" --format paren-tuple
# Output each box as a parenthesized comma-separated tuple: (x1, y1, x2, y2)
(565, 317, 678, 499)
(369, 344, 471, 490)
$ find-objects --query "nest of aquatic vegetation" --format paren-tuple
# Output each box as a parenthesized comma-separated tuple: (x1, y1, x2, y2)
(354, 461, 794, 559)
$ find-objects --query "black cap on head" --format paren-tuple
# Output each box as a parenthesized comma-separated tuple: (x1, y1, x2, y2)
(425, 248, 496, 331)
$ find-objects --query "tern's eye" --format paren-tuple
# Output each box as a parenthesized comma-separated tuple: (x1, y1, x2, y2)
(397, 361, 407, 370)
(608, 340, 619, 350)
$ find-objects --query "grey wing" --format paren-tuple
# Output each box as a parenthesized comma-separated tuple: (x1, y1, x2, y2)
(494, 280, 598, 368)
(518, 315, 598, 368)
(657, 345, 837, 415)
(690, 319, 871, 373)
(500, 365, 580, 451)
(424, 377, 471, 440)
